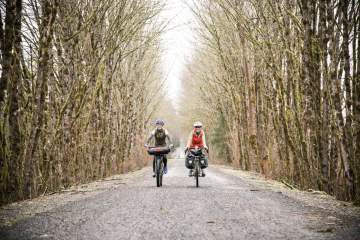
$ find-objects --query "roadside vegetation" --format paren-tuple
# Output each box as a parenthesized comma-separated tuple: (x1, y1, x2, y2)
(0, 0, 165, 205)
(1, 0, 359, 206)
(181, 0, 360, 204)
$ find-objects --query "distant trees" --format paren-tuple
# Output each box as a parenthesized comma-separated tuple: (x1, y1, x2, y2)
(0, 0, 165, 204)
(183, 0, 360, 203)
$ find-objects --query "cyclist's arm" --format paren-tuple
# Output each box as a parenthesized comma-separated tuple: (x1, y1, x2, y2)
(145, 130, 155, 146)
(165, 129, 173, 145)
(202, 131, 208, 149)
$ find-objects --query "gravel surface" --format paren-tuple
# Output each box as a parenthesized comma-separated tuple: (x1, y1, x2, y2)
(1, 156, 359, 240)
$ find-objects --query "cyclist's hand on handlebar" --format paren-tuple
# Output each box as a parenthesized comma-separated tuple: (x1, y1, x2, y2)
(204, 146, 209, 153)
(169, 144, 174, 149)
(184, 147, 189, 154)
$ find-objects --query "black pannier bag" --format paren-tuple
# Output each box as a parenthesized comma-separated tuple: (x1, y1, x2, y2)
(147, 146, 171, 155)
(185, 153, 194, 169)
(185, 151, 208, 169)
(200, 155, 208, 169)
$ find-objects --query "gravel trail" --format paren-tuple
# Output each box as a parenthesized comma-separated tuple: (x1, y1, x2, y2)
(1, 157, 359, 240)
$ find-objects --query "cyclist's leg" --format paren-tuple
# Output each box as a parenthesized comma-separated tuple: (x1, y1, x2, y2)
(163, 155, 168, 174)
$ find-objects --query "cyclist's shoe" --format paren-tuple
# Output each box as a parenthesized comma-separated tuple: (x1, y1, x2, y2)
(152, 173, 156, 178)
(164, 166, 168, 174)
(202, 170, 206, 177)
(188, 169, 193, 177)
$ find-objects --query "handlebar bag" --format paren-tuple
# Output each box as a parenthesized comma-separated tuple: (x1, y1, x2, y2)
(147, 147, 171, 155)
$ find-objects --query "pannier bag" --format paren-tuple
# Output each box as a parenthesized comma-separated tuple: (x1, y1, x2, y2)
(147, 146, 171, 155)
(185, 153, 208, 169)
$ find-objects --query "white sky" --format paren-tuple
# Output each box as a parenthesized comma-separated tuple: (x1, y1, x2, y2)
(160, 0, 196, 108)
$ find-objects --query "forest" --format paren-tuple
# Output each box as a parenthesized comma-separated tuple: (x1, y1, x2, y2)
(0, 0, 165, 204)
(181, 0, 360, 203)
(1, 0, 359, 206)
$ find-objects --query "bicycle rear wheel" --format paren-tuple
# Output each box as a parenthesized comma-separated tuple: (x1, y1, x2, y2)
(156, 174, 160, 187)
(196, 173, 199, 187)
(159, 174, 163, 186)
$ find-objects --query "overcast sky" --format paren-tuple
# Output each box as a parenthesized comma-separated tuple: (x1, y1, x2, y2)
(160, 0, 196, 108)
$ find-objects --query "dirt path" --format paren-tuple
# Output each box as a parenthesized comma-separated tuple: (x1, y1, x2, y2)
(1, 158, 359, 240)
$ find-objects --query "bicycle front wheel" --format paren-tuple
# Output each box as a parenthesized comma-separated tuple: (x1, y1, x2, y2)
(195, 163, 199, 188)
(156, 156, 163, 187)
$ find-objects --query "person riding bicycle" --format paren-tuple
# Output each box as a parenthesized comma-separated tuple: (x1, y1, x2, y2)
(185, 121, 208, 177)
(145, 119, 173, 177)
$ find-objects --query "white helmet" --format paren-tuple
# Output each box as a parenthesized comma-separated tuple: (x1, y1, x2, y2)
(193, 121, 203, 128)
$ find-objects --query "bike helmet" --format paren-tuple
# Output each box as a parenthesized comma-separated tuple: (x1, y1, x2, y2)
(155, 119, 165, 126)
(193, 121, 203, 128)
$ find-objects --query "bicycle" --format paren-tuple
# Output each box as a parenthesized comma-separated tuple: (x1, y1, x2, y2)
(188, 147, 207, 187)
(147, 146, 171, 187)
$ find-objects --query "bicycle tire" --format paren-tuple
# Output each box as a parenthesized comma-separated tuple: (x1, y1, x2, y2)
(160, 161, 163, 187)
(195, 162, 199, 188)
(156, 156, 163, 187)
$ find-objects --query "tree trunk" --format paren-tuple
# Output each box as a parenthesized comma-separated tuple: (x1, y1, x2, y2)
(319, 0, 330, 191)
(0, 0, 23, 202)
(353, 0, 360, 204)
(24, 0, 57, 198)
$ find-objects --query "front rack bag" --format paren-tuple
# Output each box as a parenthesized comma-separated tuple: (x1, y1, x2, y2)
(147, 146, 171, 155)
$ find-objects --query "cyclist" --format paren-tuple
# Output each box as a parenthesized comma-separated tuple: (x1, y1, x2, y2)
(145, 119, 173, 177)
(185, 121, 208, 176)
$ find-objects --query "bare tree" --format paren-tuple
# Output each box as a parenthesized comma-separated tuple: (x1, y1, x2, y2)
(184, 0, 360, 203)
(0, 0, 166, 204)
